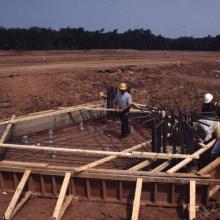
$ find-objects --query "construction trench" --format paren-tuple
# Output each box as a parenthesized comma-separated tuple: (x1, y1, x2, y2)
(0, 92, 220, 220)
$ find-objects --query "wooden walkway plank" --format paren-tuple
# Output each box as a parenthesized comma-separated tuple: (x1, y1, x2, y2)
(53, 172, 71, 219)
(4, 169, 31, 220)
(197, 157, 220, 175)
(128, 159, 152, 171)
(131, 177, 143, 220)
(0, 115, 16, 143)
(75, 142, 149, 173)
(167, 140, 216, 174)
(189, 180, 196, 220)
(150, 160, 171, 173)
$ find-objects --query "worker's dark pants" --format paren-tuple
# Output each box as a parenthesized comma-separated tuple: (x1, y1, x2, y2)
(120, 112, 130, 137)
(211, 139, 220, 156)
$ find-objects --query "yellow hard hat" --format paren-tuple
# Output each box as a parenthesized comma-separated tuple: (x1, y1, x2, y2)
(118, 82, 127, 90)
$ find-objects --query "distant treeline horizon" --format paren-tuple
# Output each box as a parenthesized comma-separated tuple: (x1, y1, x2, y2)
(0, 27, 220, 51)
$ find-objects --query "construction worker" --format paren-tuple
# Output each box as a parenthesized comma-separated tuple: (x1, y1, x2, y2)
(202, 93, 220, 117)
(197, 93, 220, 142)
(196, 93, 220, 157)
(202, 93, 220, 157)
(114, 82, 132, 138)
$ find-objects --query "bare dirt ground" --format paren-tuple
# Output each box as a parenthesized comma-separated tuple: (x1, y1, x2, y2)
(0, 50, 220, 119)
(1, 50, 220, 219)
(12, 198, 182, 220)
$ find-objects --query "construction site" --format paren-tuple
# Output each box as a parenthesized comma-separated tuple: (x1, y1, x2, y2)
(0, 50, 220, 220)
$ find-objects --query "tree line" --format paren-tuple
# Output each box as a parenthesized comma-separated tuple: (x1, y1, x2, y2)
(0, 27, 220, 51)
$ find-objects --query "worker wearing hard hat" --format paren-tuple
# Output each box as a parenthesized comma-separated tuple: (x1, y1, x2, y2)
(196, 93, 220, 142)
(202, 93, 220, 117)
(115, 82, 132, 138)
(201, 93, 220, 157)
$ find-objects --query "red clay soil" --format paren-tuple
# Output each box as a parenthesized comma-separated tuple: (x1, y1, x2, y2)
(0, 190, 183, 220)
(1, 50, 220, 220)
(13, 197, 182, 220)
(0, 190, 13, 219)
(0, 50, 220, 119)
(62, 200, 183, 220)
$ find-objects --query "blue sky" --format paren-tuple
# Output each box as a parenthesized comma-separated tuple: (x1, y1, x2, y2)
(0, 0, 220, 38)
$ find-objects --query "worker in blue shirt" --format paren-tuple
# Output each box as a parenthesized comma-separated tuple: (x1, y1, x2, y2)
(114, 82, 132, 138)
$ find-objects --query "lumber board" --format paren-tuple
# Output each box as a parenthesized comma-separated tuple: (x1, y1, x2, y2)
(84, 107, 149, 113)
(197, 157, 220, 175)
(209, 185, 220, 198)
(0, 143, 199, 160)
(0, 161, 210, 179)
(0, 115, 16, 143)
(4, 169, 31, 220)
(167, 140, 216, 174)
(131, 177, 143, 220)
(0, 101, 103, 125)
(9, 191, 32, 220)
(28, 109, 56, 116)
(132, 102, 146, 108)
(0, 163, 219, 185)
(128, 159, 152, 171)
(57, 195, 73, 220)
(0, 101, 103, 123)
(0, 160, 48, 168)
(84, 168, 210, 179)
(189, 180, 196, 220)
(150, 160, 171, 173)
(53, 172, 71, 219)
(167, 158, 192, 174)
(74, 141, 149, 173)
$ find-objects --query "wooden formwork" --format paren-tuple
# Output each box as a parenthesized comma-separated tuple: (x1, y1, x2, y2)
(0, 101, 220, 220)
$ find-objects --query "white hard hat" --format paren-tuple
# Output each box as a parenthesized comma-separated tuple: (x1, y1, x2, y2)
(203, 93, 213, 104)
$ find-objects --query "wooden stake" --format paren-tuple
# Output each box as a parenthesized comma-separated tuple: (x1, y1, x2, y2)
(53, 172, 71, 219)
(189, 180, 196, 220)
(9, 191, 32, 220)
(57, 195, 73, 220)
(4, 169, 31, 220)
(131, 178, 143, 220)
(0, 115, 16, 143)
